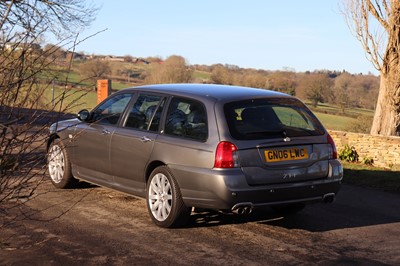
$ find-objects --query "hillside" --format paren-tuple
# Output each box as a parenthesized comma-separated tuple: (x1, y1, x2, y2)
(44, 55, 377, 133)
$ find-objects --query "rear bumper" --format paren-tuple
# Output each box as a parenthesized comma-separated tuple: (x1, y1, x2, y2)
(171, 160, 343, 210)
(230, 180, 341, 210)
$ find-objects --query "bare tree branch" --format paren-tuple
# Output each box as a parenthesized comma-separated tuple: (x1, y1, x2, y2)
(341, 0, 400, 136)
(366, 0, 390, 31)
(0, 0, 99, 203)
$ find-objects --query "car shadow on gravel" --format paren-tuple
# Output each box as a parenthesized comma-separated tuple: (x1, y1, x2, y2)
(185, 185, 400, 232)
(72, 181, 98, 189)
(187, 208, 290, 228)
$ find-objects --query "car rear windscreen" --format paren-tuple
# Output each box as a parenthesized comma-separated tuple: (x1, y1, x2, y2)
(224, 98, 325, 140)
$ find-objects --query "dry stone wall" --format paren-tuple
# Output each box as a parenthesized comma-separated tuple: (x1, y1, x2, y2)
(328, 130, 400, 169)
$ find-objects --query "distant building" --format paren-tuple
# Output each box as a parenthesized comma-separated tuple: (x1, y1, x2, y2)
(3, 42, 41, 52)
(104, 55, 125, 62)
(66, 52, 87, 61)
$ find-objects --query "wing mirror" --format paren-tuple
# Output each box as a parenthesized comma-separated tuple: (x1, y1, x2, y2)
(77, 109, 90, 121)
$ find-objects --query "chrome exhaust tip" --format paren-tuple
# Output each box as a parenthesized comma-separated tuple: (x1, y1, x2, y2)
(232, 203, 253, 215)
(234, 208, 245, 215)
(323, 193, 335, 204)
(243, 206, 252, 215)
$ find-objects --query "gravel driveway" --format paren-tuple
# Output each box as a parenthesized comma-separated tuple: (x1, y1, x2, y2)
(1, 177, 399, 265)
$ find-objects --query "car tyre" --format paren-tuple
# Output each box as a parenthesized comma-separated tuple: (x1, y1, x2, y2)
(47, 139, 77, 189)
(146, 166, 191, 228)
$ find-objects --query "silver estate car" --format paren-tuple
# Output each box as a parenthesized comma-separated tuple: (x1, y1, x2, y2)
(47, 84, 343, 227)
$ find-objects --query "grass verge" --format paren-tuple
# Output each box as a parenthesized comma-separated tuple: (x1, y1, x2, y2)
(342, 162, 400, 193)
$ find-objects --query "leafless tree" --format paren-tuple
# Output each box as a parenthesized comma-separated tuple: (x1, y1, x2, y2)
(333, 72, 353, 113)
(341, 0, 400, 136)
(146, 55, 193, 84)
(210, 64, 232, 85)
(0, 0, 98, 203)
(266, 71, 297, 95)
(79, 59, 112, 88)
(303, 74, 333, 107)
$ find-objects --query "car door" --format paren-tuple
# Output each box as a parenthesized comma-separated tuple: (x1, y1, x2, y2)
(72, 93, 134, 186)
(110, 93, 165, 196)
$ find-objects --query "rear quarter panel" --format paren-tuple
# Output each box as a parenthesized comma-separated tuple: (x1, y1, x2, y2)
(150, 98, 220, 191)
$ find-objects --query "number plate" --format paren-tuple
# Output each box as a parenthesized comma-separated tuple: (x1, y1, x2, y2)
(264, 147, 309, 162)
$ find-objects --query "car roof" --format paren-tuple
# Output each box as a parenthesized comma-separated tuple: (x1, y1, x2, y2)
(121, 83, 291, 103)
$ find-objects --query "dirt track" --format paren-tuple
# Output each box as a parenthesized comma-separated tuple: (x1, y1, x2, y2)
(1, 178, 400, 265)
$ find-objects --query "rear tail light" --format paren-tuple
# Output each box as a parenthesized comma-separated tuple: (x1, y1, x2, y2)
(327, 134, 338, 159)
(214, 141, 239, 168)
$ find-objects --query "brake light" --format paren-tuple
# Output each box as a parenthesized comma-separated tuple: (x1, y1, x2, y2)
(214, 141, 239, 168)
(327, 134, 338, 159)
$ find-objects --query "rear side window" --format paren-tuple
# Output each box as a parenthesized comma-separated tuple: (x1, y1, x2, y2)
(165, 97, 208, 141)
(224, 98, 325, 140)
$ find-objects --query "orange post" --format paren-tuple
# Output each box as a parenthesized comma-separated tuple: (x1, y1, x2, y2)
(97, 79, 111, 104)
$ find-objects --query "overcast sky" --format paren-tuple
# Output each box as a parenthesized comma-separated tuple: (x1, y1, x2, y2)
(67, 0, 378, 75)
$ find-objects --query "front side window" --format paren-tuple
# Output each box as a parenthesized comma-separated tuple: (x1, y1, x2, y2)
(224, 98, 325, 140)
(165, 97, 208, 141)
(124, 94, 164, 131)
(91, 93, 133, 125)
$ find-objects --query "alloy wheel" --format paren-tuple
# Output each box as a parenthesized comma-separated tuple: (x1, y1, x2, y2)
(148, 173, 173, 222)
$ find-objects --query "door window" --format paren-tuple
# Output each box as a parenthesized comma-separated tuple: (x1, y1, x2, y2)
(91, 93, 133, 125)
(124, 94, 164, 131)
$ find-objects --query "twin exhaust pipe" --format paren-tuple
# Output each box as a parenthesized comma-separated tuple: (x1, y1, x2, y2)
(232, 206, 253, 215)
(232, 202, 254, 215)
(231, 193, 336, 215)
(322, 193, 336, 204)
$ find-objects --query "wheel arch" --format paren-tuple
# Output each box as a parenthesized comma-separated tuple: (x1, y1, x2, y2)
(47, 133, 60, 151)
(145, 160, 165, 183)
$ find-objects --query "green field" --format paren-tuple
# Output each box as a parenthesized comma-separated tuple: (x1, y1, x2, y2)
(307, 102, 374, 117)
(193, 70, 212, 80)
(43, 88, 372, 131)
(313, 112, 358, 131)
(44, 86, 97, 113)
(41, 72, 375, 132)
(305, 103, 374, 132)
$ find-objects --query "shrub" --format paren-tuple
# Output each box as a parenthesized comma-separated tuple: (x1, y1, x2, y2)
(362, 157, 374, 166)
(339, 145, 359, 162)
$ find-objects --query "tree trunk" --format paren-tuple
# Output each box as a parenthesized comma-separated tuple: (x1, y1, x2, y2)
(370, 1, 400, 136)
(370, 74, 400, 136)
